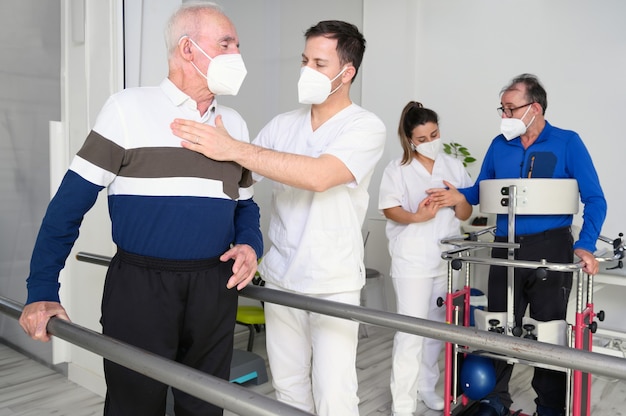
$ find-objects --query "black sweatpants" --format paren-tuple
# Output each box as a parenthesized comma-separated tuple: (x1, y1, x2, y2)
(487, 226, 573, 411)
(100, 249, 238, 416)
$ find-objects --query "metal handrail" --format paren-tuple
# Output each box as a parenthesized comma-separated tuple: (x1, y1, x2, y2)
(441, 255, 584, 272)
(441, 229, 625, 269)
(239, 286, 626, 378)
(441, 232, 623, 272)
(73, 251, 626, 381)
(0, 296, 312, 416)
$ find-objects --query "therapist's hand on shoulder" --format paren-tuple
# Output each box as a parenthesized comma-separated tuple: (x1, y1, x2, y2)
(172, 116, 240, 162)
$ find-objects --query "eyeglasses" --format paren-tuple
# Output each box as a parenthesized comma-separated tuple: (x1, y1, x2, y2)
(497, 102, 534, 118)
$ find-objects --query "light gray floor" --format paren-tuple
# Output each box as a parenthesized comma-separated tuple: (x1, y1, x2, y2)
(2, 325, 625, 415)
(0, 343, 103, 416)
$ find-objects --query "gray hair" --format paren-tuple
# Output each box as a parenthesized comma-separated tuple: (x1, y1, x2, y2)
(500, 73, 548, 115)
(164, 1, 224, 58)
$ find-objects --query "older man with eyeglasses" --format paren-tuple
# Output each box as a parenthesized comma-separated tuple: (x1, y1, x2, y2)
(428, 73, 606, 416)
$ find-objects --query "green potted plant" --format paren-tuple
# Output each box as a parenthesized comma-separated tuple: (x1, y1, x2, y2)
(443, 142, 476, 167)
(443, 142, 492, 231)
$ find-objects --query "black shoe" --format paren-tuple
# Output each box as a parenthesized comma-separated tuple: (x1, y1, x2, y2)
(536, 404, 564, 416)
(473, 396, 509, 416)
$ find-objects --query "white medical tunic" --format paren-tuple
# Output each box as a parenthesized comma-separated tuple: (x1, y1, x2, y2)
(254, 104, 386, 294)
(379, 154, 473, 278)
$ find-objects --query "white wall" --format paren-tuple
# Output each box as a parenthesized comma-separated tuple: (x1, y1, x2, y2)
(0, 0, 61, 360)
(363, 0, 625, 235)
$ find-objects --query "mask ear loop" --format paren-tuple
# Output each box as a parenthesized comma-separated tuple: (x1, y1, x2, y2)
(185, 37, 214, 62)
(179, 35, 211, 81)
(177, 35, 190, 56)
(329, 66, 348, 96)
(521, 104, 536, 129)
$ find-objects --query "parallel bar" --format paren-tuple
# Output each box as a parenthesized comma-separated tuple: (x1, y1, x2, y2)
(238, 285, 626, 380)
(74, 252, 626, 381)
(440, 255, 583, 272)
(0, 296, 312, 416)
(75, 251, 112, 267)
(440, 239, 516, 250)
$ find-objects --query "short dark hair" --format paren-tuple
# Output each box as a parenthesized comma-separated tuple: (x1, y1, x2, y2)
(501, 73, 548, 115)
(398, 101, 439, 165)
(305, 20, 366, 81)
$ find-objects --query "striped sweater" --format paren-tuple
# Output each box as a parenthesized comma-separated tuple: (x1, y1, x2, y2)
(26, 79, 262, 304)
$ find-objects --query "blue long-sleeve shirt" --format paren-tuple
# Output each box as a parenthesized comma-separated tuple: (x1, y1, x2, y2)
(459, 121, 606, 253)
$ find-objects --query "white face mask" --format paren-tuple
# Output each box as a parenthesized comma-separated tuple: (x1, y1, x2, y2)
(186, 37, 247, 96)
(297, 66, 347, 104)
(411, 138, 442, 160)
(500, 104, 535, 141)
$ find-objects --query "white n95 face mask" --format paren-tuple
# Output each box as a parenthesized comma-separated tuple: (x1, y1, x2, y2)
(500, 105, 535, 141)
(297, 66, 346, 104)
(412, 138, 442, 160)
(187, 37, 247, 96)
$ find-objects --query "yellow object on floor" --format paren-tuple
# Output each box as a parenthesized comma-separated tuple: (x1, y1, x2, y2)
(236, 305, 265, 351)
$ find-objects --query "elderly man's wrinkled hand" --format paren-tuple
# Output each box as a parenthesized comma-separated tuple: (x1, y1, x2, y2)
(19, 301, 71, 342)
(221, 244, 258, 290)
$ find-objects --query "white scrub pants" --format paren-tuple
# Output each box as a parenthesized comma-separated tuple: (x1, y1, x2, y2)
(390, 274, 446, 414)
(264, 282, 361, 416)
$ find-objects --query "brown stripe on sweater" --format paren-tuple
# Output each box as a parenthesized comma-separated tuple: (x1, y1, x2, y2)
(77, 130, 250, 199)
(76, 131, 125, 174)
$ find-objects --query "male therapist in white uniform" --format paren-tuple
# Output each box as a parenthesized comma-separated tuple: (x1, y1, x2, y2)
(172, 20, 386, 416)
